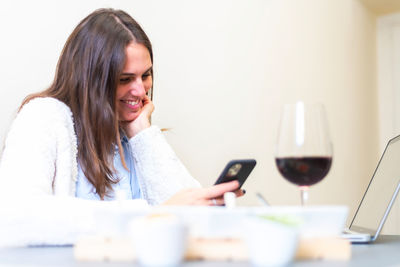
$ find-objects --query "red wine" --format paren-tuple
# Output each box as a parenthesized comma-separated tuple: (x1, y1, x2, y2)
(275, 157, 332, 186)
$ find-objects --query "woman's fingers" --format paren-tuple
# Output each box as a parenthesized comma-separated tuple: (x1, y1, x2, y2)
(206, 196, 225, 206)
(206, 190, 245, 206)
(205, 188, 246, 206)
(164, 181, 243, 206)
(203, 180, 240, 200)
(234, 189, 245, 198)
(141, 95, 154, 117)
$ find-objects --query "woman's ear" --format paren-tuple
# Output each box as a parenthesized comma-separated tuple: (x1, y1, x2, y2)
(147, 87, 153, 101)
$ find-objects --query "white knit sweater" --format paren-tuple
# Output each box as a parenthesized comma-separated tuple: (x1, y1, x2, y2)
(0, 97, 200, 246)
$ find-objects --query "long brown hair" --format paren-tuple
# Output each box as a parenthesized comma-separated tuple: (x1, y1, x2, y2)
(21, 8, 153, 199)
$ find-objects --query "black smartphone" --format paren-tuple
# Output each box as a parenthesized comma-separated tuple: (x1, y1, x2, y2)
(214, 159, 256, 188)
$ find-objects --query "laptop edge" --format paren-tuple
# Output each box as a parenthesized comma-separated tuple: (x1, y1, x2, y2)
(343, 135, 400, 244)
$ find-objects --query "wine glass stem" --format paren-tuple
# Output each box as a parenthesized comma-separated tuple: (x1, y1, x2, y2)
(300, 186, 309, 206)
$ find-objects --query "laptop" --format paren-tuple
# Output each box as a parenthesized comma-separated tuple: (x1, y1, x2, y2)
(342, 134, 400, 243)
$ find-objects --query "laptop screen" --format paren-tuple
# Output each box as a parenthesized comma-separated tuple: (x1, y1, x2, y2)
(350, 135, 400, 236)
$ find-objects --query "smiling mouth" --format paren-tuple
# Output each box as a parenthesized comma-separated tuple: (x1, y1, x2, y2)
(121, 99, 140, 106)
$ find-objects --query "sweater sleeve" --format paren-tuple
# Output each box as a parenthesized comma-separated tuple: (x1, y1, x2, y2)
(129, 126, 201, 205)
(0, 99, 60, 197)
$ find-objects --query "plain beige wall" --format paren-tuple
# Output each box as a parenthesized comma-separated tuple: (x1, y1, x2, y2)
(0, 0, 379, 220)
(377, 12, 400, 234)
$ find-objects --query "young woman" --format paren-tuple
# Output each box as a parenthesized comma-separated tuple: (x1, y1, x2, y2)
(0, 8, 242, 246)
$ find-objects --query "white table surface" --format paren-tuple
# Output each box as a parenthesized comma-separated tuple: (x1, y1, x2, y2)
(0, 235, 399, 267)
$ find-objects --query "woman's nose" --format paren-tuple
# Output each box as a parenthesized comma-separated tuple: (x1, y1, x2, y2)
(131, 79, 146, 96)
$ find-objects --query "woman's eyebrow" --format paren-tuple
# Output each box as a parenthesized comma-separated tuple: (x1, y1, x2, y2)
(144, 66, 153, 73)
(121, 66, 153, 76)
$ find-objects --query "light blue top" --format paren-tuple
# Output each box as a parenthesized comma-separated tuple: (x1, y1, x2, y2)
(75, 135, 142, 200)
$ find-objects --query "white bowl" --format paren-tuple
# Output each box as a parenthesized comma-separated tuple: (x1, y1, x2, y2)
(129, 215, 188, 266)
(244, 217, 299, 266)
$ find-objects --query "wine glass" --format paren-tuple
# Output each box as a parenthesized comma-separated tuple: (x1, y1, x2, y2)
(275, 102, 332, 205)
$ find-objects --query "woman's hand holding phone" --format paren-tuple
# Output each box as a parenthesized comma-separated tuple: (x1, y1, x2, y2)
(122, 95, 154, 138)
(164, 160, 254, 206)
(163, 180, 244, 206)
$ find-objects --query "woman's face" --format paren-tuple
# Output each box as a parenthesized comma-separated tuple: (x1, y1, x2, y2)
(116, 42, 153, 122)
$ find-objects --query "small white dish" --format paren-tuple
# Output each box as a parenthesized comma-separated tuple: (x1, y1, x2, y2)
(129, 214, 188, 266)
(244, 216, 299, 266)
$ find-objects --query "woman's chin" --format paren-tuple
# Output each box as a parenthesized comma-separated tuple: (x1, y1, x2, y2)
(119, 113, 140, 123)
(120, 118, 137, 123)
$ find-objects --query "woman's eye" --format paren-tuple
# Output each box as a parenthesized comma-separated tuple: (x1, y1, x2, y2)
(119, 77, 131, 83)
(142, 73, 151, 80)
